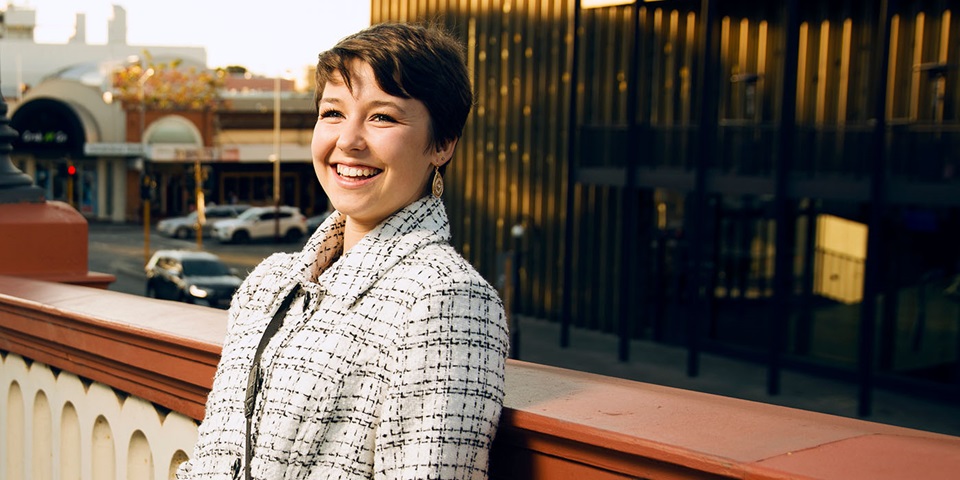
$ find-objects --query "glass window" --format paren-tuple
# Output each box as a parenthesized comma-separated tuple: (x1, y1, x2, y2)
(181, 259, 230, 276)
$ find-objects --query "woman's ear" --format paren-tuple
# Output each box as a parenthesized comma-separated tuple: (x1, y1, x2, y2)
(435, 139, 458, 167)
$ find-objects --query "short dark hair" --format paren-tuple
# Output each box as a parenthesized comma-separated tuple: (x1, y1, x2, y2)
(315, 22, 473, 153)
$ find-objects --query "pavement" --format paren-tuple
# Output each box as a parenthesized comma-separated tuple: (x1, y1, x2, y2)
(512, 315, 960, 438)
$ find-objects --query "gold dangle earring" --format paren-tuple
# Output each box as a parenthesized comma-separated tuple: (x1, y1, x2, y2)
(432, 155, 444, 199)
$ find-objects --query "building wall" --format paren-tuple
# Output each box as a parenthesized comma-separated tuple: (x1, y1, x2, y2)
(0, 41, 207, 100)
(372, 0, 960, 402)
(0, 2, 206, 100)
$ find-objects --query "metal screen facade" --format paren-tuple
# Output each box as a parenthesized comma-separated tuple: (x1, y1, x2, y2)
(371, 0, 960, 411)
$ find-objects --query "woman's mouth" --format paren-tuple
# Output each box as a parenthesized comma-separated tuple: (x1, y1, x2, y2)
(336, 164, 382, 179)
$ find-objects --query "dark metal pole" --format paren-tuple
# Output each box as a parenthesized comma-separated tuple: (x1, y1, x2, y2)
(858, 0, 895, 418)
(687, 0, 719, 377)
(768, 0, 801, 396)
(616, 0, 643, 362)
(795, 202, 817, 355)
(560, 0, 583, 349)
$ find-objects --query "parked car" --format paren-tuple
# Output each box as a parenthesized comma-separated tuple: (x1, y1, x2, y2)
(156, 204, 250, 239)
(145, 250, 243, 309)
(212, 205, 308, 243)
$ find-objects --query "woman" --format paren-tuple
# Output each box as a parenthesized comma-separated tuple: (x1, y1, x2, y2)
(179, 23, 509, 479)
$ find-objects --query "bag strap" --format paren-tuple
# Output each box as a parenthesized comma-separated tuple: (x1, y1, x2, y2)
(243, 284, 301, 480)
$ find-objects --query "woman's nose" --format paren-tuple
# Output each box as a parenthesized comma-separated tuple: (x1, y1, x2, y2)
(336, 119, 366, 152)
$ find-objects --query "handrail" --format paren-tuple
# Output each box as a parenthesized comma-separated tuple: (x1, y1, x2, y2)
(0, 275, 223, 420)
(2, 275, 959, 479)
(494, 361, 960, 479)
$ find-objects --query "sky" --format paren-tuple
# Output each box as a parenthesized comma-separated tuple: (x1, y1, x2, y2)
(19, 0, 371, 78)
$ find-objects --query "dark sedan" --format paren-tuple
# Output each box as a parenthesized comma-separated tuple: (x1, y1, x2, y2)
(145, 250, 243, 309)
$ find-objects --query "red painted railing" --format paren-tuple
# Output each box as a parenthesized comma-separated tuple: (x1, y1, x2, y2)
(2, 275, 959, 480)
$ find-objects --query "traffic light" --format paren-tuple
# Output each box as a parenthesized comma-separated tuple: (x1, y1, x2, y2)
(140, 174, 154, 200)
(201, 166, 214, 191)
(185, 169, 196, 191)
(58, 162, 77, 177)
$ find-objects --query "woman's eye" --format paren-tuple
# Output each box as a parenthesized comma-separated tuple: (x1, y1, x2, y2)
(319, 109, 343, 119)
(370, 113, 396, 123)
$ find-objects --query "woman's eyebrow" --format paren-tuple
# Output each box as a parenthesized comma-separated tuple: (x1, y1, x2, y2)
(318, 97, 409, 115)
(367, 99, 407, 114)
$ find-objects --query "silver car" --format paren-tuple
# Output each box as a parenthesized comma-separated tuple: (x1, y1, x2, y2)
(212, 205, 308, 243)
(157, 204, 250, 239)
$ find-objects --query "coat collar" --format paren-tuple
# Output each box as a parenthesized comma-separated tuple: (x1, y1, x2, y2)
(293, 195, 450, 306)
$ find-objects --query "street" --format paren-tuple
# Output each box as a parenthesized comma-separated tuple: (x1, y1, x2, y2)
(88, 221, 305, 298)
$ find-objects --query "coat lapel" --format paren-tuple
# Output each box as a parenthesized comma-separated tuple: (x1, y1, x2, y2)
(295, 196, 450, 307)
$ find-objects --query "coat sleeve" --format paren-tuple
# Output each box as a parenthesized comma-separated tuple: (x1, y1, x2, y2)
(374, 277, 509, 479)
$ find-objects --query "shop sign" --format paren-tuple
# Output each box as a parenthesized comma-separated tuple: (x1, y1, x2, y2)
(84, 143, 147, 157)
(149, 145, 240, 162)
(21, 129, 69, 145)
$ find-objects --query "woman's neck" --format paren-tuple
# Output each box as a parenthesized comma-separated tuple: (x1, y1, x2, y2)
(342, 219, 375, 253)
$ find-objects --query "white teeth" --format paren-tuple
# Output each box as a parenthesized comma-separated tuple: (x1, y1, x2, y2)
(336, 165, 380, 178)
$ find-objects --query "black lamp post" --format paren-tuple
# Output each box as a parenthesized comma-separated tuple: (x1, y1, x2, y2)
(0, 79, 44, 204)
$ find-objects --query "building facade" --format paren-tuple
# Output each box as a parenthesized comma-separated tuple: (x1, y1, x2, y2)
(370, 0, 960, 414)
(5, 3, 325, 223)
(3, 3, 211, 222)
(0, 4, 206, 101)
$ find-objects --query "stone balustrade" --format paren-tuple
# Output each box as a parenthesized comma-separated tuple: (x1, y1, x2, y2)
(1, 352, 197, 479)
(3, 275, 960, 480)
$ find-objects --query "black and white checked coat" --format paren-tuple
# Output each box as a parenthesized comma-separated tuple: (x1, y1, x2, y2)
(179, 196, 509, 479)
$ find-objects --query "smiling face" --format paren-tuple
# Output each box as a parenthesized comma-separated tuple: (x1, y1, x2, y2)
(312, 61, 452, 242)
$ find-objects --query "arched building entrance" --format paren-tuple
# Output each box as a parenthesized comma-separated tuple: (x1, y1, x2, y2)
(11, 97, 102, 215)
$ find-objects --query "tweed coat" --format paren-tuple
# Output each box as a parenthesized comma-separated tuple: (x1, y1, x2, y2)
(178, 196, 509, 479)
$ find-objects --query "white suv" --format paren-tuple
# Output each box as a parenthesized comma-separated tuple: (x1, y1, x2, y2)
(212, 205, 308, 243)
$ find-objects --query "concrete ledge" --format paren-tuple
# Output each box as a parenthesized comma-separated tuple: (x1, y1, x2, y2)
(495, 361, 960, 479)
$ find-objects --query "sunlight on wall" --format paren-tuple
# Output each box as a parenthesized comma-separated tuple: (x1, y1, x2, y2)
(582, 0, 635, 8)
(814, 214, 868, 304)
